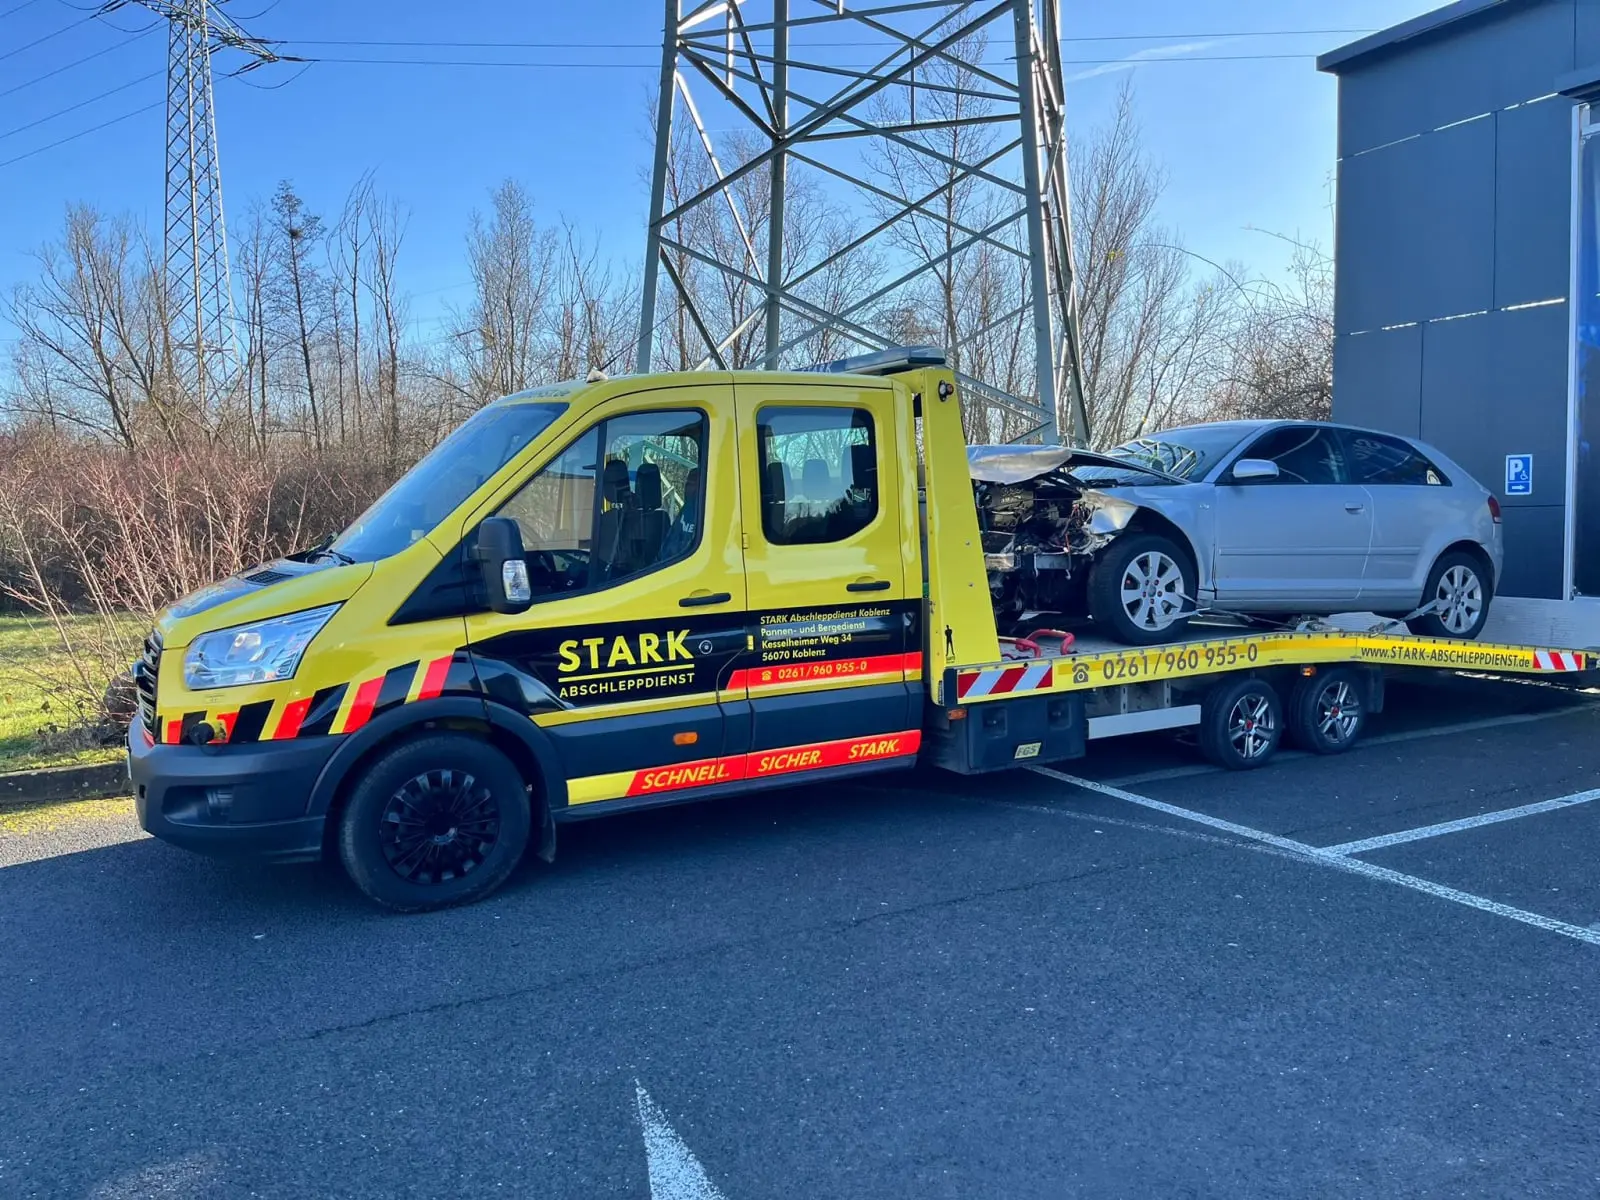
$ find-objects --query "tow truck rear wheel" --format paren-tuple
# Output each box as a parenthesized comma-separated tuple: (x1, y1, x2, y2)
(338, 734, 532, 912)
(1198, 676, 1282, 770)
(1288, 668, 1367, 755)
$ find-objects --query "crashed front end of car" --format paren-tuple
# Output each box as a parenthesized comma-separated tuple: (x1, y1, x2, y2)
(968, 445, 1160, 632)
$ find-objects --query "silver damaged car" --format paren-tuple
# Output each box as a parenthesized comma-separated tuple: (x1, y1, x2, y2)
(970, 420, 1504, 646)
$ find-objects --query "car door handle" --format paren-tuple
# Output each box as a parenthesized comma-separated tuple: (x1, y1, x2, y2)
(1344, 503, 1365, 514)
(846, 579, 892, 593)
(678, 591, 731, 608)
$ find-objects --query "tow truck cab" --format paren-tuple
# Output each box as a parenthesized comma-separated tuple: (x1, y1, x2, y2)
(130, 349, 1007, 907)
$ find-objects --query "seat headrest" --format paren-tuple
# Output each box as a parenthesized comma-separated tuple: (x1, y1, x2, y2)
(602, 459, 631, 503)
(764, 460, 786, 502)
(848, 442, 876, 489)
(635, 462, 662, 509)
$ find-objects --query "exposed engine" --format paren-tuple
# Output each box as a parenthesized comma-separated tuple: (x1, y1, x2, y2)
(972, 466, 1140, 633)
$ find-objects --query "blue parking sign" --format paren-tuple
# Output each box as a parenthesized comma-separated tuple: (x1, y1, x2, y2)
(1506, 454, 1533, 496)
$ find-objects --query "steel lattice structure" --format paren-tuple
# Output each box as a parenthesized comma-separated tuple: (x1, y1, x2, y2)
(637, 0, 1089, 443)
(101, 0, 279, 415)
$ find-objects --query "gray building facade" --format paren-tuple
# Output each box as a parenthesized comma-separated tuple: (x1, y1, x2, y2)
(1319, 0, 1600, 603)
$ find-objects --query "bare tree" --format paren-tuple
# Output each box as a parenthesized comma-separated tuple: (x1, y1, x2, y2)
(268, 181, 327, 448)
(453, 180, 554, 403)
(1070, 83, 1230, 447)
(234, 202, 275, 452)
(1202, 236, 1333, 423)
(328, 173, 374, 446)
(365, 191, 409, 466)
(3, 207, 186, 449)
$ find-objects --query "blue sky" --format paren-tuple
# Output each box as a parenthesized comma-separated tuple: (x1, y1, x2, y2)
(0, 0, 1440, 347)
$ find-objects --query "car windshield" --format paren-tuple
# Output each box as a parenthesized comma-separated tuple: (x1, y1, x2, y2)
(330, 401, 566, 563)
(1089, 426, 1255, 483)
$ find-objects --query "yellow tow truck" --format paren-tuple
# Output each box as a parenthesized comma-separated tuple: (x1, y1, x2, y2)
(127, 348, 1594, 909)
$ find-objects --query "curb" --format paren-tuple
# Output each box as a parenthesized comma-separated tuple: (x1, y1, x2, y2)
(0, 760, 129, 809)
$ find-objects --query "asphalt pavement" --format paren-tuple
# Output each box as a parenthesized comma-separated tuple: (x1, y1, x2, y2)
(2, 674, 1599, 1198)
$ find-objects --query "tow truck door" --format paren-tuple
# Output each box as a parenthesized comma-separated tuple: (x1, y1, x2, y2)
(728, 380, 921, 764)
(461, 383, 748, 804)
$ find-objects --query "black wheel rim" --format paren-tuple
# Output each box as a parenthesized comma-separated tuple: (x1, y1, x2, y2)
(379, 769, 501, 885)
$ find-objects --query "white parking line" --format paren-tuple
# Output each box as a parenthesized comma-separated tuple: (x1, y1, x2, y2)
(1027, 766, 1600, 947)
(636, 1083, 727, 1200)
(1107, 706, 1597, 787)
(1322, 787, 1600, 856)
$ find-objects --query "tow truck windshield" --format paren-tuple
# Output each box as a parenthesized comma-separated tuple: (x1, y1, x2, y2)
(331, 401, 566, 563)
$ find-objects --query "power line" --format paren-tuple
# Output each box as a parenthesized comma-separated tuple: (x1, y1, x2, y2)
(0, 24, 158, 97)
(293, 51, 1323, 70)
(0, 99, 159, 169)
(0, 10, 94, 61)
(0, 69, 161, 141)
(285, 28, 1372, 50)
(0, 0, 47, 18)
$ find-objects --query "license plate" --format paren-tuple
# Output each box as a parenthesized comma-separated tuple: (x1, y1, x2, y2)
(1013, 742, 1042, 760)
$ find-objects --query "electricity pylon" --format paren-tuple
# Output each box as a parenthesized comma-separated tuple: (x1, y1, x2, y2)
(99, 0, 281, 417)
(636, 0, 1090, 444)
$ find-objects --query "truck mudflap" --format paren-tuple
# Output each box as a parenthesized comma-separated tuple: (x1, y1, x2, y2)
(923, 692, 1086, 775)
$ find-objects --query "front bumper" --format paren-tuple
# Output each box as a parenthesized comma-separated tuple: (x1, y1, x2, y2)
(128, 716, 336, 863)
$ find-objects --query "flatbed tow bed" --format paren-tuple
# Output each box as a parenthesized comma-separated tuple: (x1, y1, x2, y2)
(928, 619, 1594, 772)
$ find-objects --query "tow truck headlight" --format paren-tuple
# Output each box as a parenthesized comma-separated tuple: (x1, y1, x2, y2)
(183, 604, 339, 691)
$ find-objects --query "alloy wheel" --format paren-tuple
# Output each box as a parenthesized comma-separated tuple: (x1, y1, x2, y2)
(1228, 693, 1275, 759)
(1435, 564, 1483, 635)
(1315, 680, 1361, 744)
(1120, 550, 1186, 631)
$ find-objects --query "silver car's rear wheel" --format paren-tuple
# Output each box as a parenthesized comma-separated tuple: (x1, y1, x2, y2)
(1406, 550, 1493, 641)
(1434, 564, 1484, 635)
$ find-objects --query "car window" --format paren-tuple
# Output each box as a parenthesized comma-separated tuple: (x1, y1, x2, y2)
(494, 409, 706, 599)
(1104, 426, 1252, 481)
(1238, 426, 1349, 485)
(1343, 430, 1448, 486)
(756, 406, 878, 545)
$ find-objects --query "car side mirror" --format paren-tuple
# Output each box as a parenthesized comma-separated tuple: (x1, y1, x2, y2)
(1230, 458, 1280, 482)
(473, 517, 532, 614)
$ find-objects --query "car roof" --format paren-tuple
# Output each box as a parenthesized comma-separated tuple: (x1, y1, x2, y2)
(1154, 418, 1426, 445)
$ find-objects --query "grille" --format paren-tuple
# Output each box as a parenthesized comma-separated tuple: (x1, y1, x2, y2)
(245, 568, 292, 585)
(134, 629, 162, 735)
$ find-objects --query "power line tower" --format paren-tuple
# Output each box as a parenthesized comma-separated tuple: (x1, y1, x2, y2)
(636, 0, 1089, 444)
(99, 0, 281, 417)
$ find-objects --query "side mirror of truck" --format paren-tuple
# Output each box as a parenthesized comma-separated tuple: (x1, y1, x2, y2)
(473, 517, 533, 614)
(1230, 458, 1280, 483)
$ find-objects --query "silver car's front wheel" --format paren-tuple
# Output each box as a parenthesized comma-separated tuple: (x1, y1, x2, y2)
(1089, 533, 1197, 646)
(1434, 564, 1484, 635)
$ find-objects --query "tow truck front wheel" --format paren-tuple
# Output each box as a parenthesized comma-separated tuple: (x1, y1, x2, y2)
(1198, 677, 1282, 770)
(338, 734, 532, 912)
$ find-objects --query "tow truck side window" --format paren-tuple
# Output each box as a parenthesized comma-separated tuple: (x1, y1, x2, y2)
(494, 409, 706, 599)
(756, 406, 878, 545)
